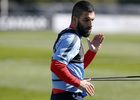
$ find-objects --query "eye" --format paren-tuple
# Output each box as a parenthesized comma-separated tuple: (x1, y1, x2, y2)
(84, 19, 89, 22)
(84, 18, 94, 22)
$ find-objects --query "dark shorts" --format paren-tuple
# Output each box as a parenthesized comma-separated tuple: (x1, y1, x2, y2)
(51, 92, 85, 100)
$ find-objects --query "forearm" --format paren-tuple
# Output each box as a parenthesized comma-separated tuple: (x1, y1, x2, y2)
(51, 59, 81, 88)
(84, 49, 97, 69)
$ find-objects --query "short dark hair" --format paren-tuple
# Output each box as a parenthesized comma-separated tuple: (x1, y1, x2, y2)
(72, 1, 94, 18)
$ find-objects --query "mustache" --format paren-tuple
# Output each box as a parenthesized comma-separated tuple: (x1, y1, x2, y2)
(86, 27, 92, 30)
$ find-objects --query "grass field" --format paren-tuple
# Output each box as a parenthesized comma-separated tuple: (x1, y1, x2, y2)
(0, 31, 140, 100)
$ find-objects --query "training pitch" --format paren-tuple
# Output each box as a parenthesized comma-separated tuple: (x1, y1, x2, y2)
(0, 31, 140, 100)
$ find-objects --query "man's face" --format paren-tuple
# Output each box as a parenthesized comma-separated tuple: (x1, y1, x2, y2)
(76, 11, 95, 37)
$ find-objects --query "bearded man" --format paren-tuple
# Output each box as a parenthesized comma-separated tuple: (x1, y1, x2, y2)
(50, 1, 104, 100)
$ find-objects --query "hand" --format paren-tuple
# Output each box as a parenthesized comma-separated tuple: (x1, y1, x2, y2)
(78, 78, 94, 97)
(86, 34, 104, 52)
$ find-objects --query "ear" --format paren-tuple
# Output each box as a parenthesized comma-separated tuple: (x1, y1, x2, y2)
(72, 16, 78, 25)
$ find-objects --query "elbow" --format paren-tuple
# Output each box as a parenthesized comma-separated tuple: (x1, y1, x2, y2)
(50, 59, 56, 73)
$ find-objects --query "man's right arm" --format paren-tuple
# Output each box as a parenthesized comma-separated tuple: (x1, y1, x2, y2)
(51, 59, 94, 96)
(51, 59, 81, 88)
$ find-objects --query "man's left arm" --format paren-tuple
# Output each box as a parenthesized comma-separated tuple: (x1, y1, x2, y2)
(84, 34, 104, 69)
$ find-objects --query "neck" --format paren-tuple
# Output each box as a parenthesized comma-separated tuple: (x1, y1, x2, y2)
(70, 25, 78, 32)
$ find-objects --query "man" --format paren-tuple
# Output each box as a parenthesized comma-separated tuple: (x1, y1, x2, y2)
(50, 1, 104, 100)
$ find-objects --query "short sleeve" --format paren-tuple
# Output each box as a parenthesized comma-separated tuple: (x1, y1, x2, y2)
(53, 33, 81, 65)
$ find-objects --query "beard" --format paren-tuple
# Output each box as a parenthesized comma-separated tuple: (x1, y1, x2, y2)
(76, 20, 91, 37)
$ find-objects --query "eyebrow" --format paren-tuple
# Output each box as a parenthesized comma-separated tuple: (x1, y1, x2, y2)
(84, 17, 95, 20)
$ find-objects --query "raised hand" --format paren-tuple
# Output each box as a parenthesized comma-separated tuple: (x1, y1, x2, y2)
(86, 34, 104, 52)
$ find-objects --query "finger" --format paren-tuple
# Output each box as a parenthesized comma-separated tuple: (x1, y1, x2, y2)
(87, 89, 93, 96)
(100, 36, 104, 43)
(86, 38, 92, 48)
(93, 34, 102, 42)
(86, 83, 94, 95)
(98, 34, 103, 40)
(89, 84, 94, 94)
(99, 34, 104, 39)
(85, 78, 91, 82)
(86, 37, 90, 43)
(86, 84, 94, 96)
(86, 86, 92, 96)
(92, 34, 98, 42)
(88, 86, 94, 96)
(99, 35, 104, 43)
(96, 34, 104, 43)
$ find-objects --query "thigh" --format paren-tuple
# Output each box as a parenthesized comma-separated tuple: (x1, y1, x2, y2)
(51, 92, 85, 100)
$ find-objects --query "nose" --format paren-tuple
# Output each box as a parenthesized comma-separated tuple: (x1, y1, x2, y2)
(88, 20, 93, 28)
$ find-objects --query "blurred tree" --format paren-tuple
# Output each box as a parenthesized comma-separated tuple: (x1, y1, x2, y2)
(90, 0, 117, 4)
(11, 0, 140, 4)
(12, 0, 36, 4)
(10, 0, 117, 4)
(118, 0, 140, 4)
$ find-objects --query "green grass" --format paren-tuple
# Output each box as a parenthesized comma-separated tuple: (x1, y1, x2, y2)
(0, 31, 140, 100)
